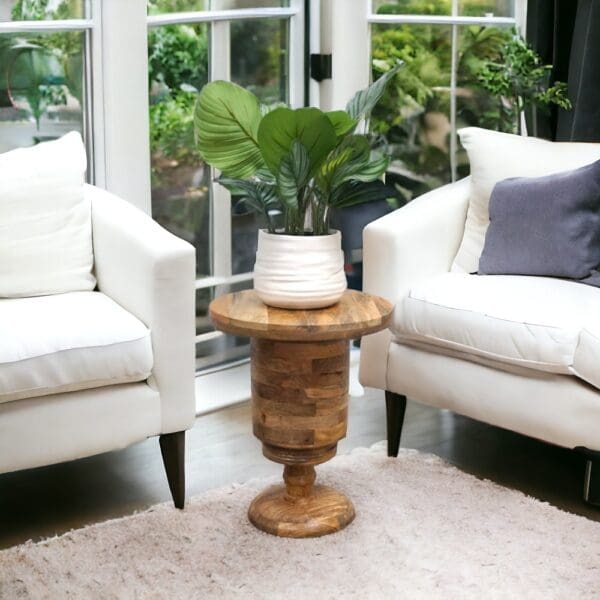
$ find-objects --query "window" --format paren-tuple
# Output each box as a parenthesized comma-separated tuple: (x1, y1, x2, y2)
(0, 0, 92, 172)
(369, 0, 517, 199)
(147, 0, 304, 369)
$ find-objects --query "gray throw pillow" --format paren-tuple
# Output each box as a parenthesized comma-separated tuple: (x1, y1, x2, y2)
(478, 159, 600, 286)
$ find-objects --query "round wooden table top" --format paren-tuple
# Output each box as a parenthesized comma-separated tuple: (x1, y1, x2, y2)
(209, 289, 393, 342)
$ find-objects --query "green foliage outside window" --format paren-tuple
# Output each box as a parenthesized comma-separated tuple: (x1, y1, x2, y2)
(11, 0, 84, 20)
(371, 2, 571, 198)
(148, 23, 209, 181)
(0, 0, 83, 129)
(148, 25, 209, 94)
(371, 5, 513, 194)
(148, 18, 284, 184)
(147, 0, 206, 14)
(477, 33, 572, 135)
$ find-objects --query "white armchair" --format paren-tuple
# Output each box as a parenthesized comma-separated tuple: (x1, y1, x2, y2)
(0, 185, 196, 507)
(359, 177, 600, 505)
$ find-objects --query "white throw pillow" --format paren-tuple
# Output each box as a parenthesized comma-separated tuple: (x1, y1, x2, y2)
(452, 127, 600, 274)
(0, 132, 96, 297)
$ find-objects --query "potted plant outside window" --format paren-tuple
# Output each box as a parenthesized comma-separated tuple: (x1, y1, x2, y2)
(194, 62, 403, 309)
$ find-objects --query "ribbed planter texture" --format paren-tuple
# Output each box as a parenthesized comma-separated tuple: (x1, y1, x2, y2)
(253, 229, 347, 309)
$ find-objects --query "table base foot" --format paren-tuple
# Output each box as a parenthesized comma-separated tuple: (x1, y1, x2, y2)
(248, 483, 355, 538)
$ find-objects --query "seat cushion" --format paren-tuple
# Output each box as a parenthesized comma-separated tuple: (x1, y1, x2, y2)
(0, 292, 153, 403)
(393, 273, 600, 387)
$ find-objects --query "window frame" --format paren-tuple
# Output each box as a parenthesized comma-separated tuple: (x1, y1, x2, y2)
(366, 0, 524, 182)
(146, 2, 306, 353)
(0, 3, 98, 179)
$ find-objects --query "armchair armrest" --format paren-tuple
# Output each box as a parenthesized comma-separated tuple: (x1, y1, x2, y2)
(359, 177, 470, 389)
(362, 176, 470, 303)
(87, 184, 196, 433)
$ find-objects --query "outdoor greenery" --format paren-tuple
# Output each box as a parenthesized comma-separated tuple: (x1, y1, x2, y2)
(148, 18, 284, 181)
(148, 23, 208, 174)
(10, 0, 83, 20)
(371, 4, 572, 196)
(194, 63, 403, 235)
(371, 9, 513, 192)
(477, 33, 572, 134)
(0, 0, 83, 128)
(146, 8, 287, 276)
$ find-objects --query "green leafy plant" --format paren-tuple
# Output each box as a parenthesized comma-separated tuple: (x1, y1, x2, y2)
(149, 91, 197, 166)
(194, 63, 403, 236)
(370, 17, 514, 196)
(7, 0, 84, 120)
(476, 31, 572, 134)
(148, 24, 208, 94)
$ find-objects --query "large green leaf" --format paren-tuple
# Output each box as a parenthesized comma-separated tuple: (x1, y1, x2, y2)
(331, 180, 397, 208)
(346, 60, 404, 121)
(326, 110, 358, 137)
(257, 107, 337, 177)
(217, 176, 280, 232)
(276, 140, 311, 210)
(195, 80, 264, 178)
(319, 136, 389, 193)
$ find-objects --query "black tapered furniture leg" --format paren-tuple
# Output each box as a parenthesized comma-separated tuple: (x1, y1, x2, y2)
(385, 391, 407, 458)
(582, 450, 600, 507)
(159, 431, 186, 509)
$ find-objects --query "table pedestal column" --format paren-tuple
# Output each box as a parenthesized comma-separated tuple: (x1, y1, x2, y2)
(248, 338, 355, 538)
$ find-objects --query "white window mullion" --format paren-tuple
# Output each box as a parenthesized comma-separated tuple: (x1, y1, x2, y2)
(449, 0, 459, 183)
(209, 20, 233, 280)
(148, 7, 296, 26)
(99, 0, 151, 213)
(0, 19, 91, 32)
(289, 0, 305, 108)
(515, 0, 527, 35)
(90, 0, 105, 188)
(368, 14, 515, 26)
(320, 0, 369, 112)
(308, 0, 321, 107)
(449, 22, 458, 182)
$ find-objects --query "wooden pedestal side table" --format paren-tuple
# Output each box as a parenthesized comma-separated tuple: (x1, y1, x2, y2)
(209, 289, 393, 538)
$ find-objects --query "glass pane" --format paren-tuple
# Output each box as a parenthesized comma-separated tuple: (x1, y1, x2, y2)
(1, 0, 87, 20)
(371, 24, 452, 199)
(372, 0, 451, 16)
(232, 198, 260, 275)
(147, 0, 207, 15)
(230, 18, 288, 105)
(0, 31, 85, 153)
(196, 280, 253, 369)
(456, 24, 515, 176)
(148, 23, 211, 278)
(196, 286, 213, 336)
(230, 17, 288, 274)
(458, 0, 514, 17)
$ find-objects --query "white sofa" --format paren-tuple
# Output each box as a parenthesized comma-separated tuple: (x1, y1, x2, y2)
(359, 176, 600, 505)
(0, 184, 196, 507)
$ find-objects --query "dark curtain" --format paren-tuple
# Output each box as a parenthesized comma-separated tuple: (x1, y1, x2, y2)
(526, 0, 600, 142)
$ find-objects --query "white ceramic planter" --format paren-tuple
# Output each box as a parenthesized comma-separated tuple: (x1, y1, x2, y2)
(253, 229, 347, 309)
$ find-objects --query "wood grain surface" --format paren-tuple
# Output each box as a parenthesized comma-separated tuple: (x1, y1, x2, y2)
(248, 478, 355, 538)
(252, 339, 348, 464)
(209, 289, 393, 341)
(247, 337, 355, 537)
(209, 290, 393, 537)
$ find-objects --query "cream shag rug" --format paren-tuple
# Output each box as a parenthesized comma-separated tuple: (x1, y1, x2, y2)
(1, 443, 599, 599)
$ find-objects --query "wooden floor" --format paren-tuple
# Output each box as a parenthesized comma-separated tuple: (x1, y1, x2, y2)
(1, 388, 598, 550)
